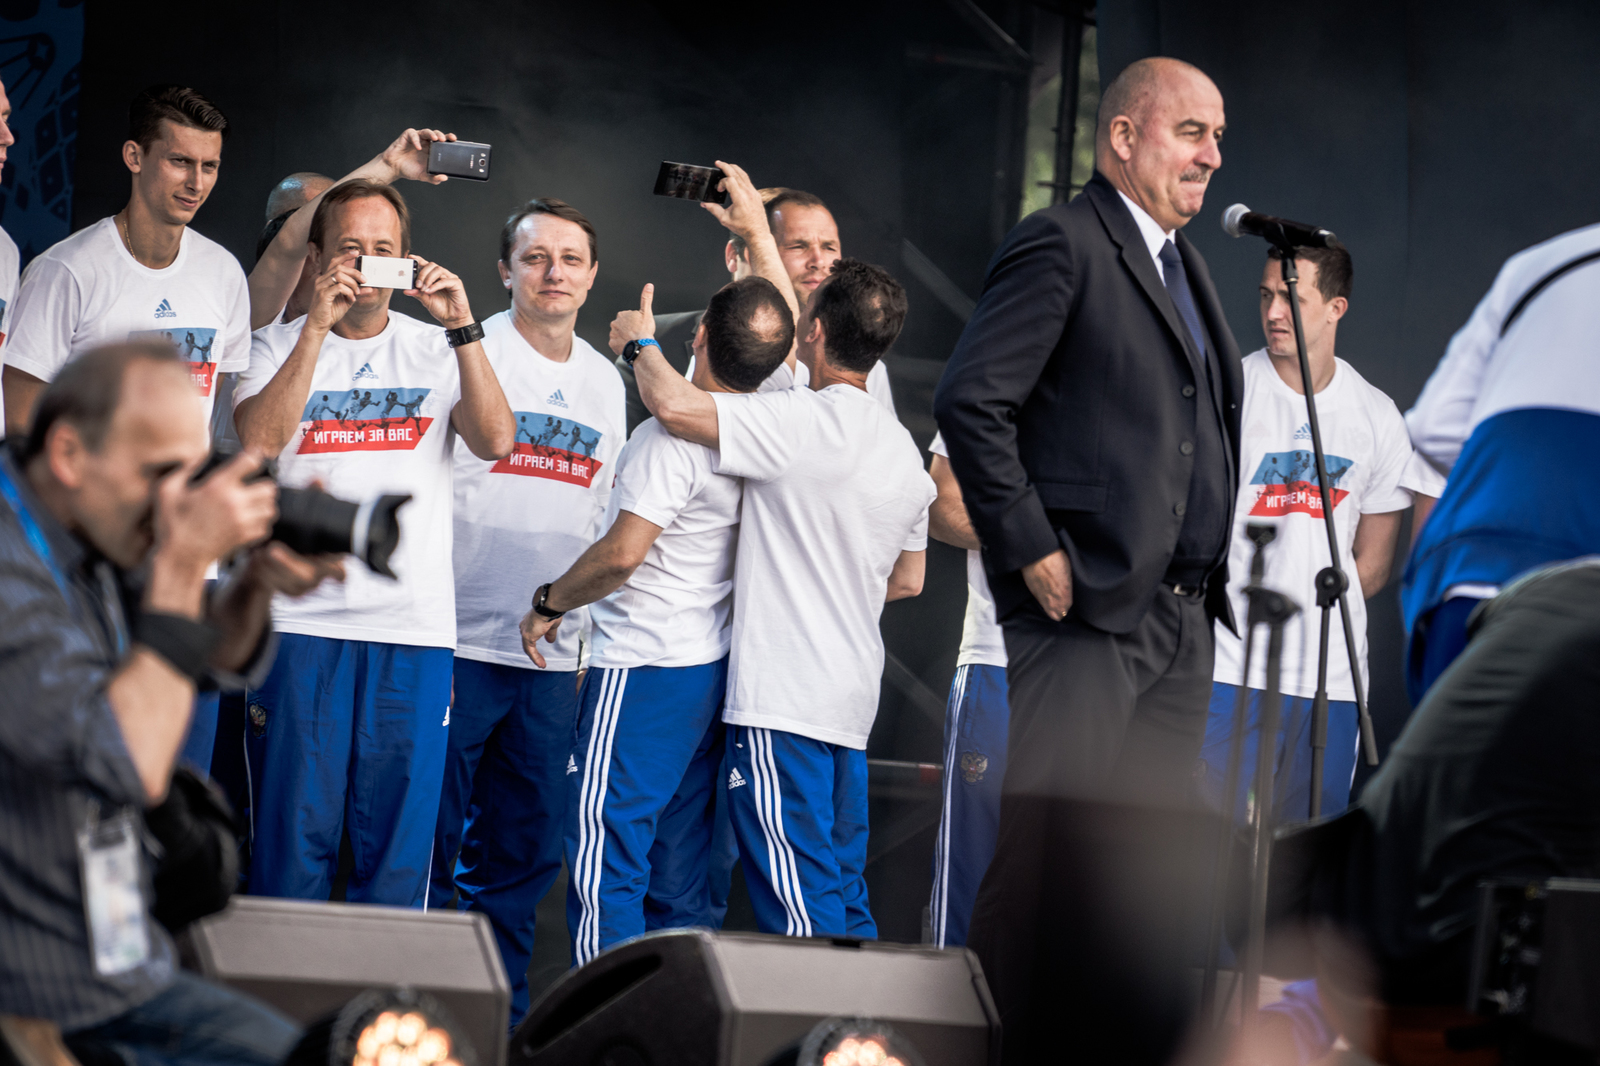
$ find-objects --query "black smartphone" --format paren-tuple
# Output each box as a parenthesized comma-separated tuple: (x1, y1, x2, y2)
(653, 161, 730, 206)
(427, 140, 491, 181)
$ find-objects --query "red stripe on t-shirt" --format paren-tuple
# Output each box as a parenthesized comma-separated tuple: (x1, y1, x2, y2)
(1248, 481, 1349, 518)
(296, 417, 434, 453)
(187, 361, 217, 396)
(490, 441, 604, 487)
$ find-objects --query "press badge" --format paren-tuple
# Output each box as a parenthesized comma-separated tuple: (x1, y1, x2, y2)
(77, 806, 151, 976)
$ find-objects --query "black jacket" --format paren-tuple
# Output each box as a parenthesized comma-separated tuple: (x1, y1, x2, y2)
(615, 310, 702, 435)
(933, 172, 1243, 633)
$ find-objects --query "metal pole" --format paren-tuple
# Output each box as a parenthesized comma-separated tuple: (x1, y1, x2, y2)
(1278, 249, 1379, 768)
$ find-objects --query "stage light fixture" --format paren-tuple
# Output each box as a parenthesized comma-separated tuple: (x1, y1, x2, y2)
(286, 988, 473, 1066)
(800, 1017, 927, 1066)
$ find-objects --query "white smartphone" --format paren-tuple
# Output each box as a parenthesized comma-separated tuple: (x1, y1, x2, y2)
(355, 255, 417, 290)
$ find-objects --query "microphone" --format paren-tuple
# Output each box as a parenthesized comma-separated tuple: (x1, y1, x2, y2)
(1221, 204, 1338, 249)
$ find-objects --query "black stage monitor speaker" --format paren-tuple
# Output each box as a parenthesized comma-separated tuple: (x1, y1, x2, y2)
(181, 897, 510, 1066)
(510, 929, 999, 1066)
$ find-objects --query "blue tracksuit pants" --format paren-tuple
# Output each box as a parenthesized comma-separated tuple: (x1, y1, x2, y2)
(566, 659, 728, 966)
(1199, 681, 1359, 825)
(244, 634, 451, 907)
(179, 580, 221, 773)
(929, 663, 1009, 948)
(180, 691, 220, 773)
(433, 657, 578, 1022)
(1405, 596, 1482, 706)
(723, 725, 875, 940)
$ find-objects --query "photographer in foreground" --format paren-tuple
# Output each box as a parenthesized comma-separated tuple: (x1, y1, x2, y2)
(0, 342, 341, 1065)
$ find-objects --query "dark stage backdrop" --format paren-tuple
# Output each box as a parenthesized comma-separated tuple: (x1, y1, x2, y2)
(1101, 0, 1600, 786)
(72, 0, 1025, 949)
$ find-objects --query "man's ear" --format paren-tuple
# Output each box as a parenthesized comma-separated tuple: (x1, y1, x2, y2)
(46, 422, 88, 491)
(724, 240, 742, 278)
(1328, 296, 1349, 323)
(692, 320, 708, 356)
(806, 314, 826, 347)
(497, 259, 511, 291)
(122, 140, 143, 176)
(1108, 115, 1137, 163)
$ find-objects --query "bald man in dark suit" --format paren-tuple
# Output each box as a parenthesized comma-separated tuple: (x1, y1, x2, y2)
(934, 57, 1244, 1061)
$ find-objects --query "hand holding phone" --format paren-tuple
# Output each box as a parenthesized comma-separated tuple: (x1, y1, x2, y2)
(354, 255, 418, 290)
(653, 161, 731, 206)
(428, 140, 491, 181)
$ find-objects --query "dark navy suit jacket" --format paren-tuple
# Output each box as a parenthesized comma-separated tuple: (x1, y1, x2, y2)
(933, 171, 1244, 634)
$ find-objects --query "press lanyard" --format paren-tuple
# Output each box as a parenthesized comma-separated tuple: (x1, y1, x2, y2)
(0, 459, 70, 597)
(0, 460, 127, 654)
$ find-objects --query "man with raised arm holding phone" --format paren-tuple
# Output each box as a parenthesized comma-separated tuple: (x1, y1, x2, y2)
(614, 181, 895, 433)
(628, 167, 934, 937)
(233, 179, 515, 909)
(248, 127, 458, 330)
(516, 166, 795, 966)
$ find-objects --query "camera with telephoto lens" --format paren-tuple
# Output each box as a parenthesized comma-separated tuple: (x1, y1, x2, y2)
(189, 450, 410, 578)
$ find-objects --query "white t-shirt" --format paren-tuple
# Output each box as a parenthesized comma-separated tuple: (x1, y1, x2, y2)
(234, 310, 463, 648)
(0, 225, 19, 343)
(712, 384, 936, 748)
(588, 418, 742, 669)
(452, 312, 624, 670)
(0, 225, 18, 434)
(928, 432, 1006, 669)
(683, 354, 896, 414)
(3, 217, 250, 427)
(1213, 351, 1446, 700)
(789, 359, 895, 414)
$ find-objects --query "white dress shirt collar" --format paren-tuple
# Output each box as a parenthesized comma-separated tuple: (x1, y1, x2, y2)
(1117, 189, 1176, 274)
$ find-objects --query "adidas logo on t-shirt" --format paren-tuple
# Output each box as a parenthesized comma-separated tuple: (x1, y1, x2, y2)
(1293, 422, 1312, 441)
(548, 389, 568, 409)
(566, 754, 579, 775)
(353, 362, 378, 381)
(727, 768, 747, 789)
(154, 298, 176, 320)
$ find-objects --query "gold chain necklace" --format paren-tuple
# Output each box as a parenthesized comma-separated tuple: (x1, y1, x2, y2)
(116, 211, 138, 265)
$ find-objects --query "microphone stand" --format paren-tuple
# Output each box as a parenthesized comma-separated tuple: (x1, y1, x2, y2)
(1201, 226, 1386, 1030)
(1199, 525, 1298, 1025)
(1270, 238, 1381, 818)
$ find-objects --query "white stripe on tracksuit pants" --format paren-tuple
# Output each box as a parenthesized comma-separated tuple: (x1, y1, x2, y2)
(565, 657, 731, 965)
(721, 724, 875, 939)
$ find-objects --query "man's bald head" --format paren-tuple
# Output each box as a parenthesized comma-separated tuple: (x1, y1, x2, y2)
(701, 276, 796, 392)
(1094, 57, 1225, 233)
(264, 171, 333, 222)
(1095, 57, 1215, 158)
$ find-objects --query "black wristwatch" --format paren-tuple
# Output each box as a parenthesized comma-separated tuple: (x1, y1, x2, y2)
(531, 583, 565, 620)
(621, 337, 661, 367)
(444, 320, 486, 348)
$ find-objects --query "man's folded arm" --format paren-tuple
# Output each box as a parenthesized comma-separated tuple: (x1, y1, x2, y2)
(932, 211, 1076, 573)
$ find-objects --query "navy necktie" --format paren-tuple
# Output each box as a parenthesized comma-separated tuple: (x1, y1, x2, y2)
(1159, 239, 1208, 357)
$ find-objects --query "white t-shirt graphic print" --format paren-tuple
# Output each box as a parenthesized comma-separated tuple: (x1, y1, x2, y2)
(2, 217, 250, 426)
(587, 418, 742, 670)
(711, 383, 936, 749)
(452, 311, 625, 670)
(234, 311, 463, 649)
(1213, 350, 1445, 700)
